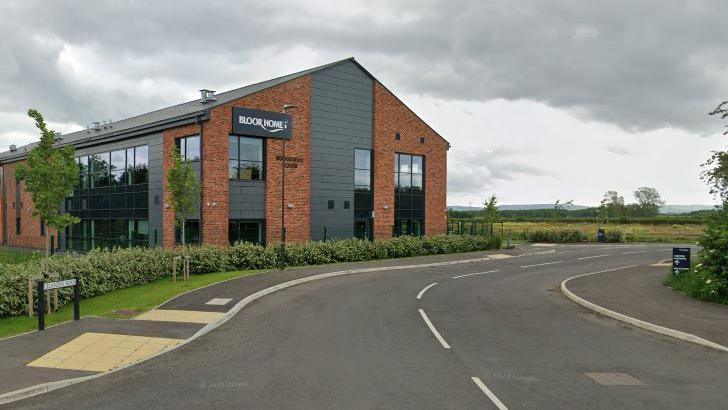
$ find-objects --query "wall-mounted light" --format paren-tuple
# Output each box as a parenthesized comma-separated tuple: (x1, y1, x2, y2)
(287, 203, 294, 209)
(164, 203, 170, 209)
(382, 204, 390, 210)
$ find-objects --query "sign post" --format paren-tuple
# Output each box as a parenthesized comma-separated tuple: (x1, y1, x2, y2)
(37, 278, 80, 331)
(672, 247, 691, 276)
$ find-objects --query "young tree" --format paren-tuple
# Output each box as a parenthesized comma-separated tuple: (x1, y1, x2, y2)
(483, 194, 499, 223)
(600, 190, 625, 218)
(15, 109, 79, 276)
(701, 150, 728, 206)
(633, 187, 665, 217)
(166, 147, 200, 246)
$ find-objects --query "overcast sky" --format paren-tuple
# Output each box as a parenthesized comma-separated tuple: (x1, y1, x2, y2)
(1, 0, 726, 206)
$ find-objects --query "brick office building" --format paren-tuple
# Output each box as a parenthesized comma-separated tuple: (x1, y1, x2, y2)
(0, 58, 449, 251)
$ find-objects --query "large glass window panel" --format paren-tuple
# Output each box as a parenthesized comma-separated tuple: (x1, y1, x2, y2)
(399, 154, 411, 173)
(239, 161, 261, 180)
(354, 169, 370, 190)
(354, 149, 371, 170)
(228, 160, 239, 179)
(411, 174, 422, 189)
(133, 145, 149, 184)
(178, 135, 200, 161)
(411, 156, 423, 174)
(228, 136, 239, 160)
(239, 137, 263, 162)
(110, 150, 125, 172)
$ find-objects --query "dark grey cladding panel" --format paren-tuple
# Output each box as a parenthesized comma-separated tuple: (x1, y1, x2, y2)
(229, 180, 266, 220)
(71, 133, 164, 247)
(310, 60, 373, 241)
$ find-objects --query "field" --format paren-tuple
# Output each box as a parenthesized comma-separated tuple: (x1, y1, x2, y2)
(453, 220, 705, 243)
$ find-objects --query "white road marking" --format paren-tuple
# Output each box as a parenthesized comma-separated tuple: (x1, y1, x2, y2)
(521, 260, 563, 268)
(622, 250, 648, 255)
(418, 309, 451, 349)
(416, 282, 438, 300)
(471, 377, 509, 410)
(205, 298, 233, 306)
(452, 269, 500, 279)
(577, 254, 609, 260)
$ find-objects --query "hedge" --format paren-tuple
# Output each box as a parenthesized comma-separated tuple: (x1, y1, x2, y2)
(0, 234, 500, 318)
(525, 229, 623, 243)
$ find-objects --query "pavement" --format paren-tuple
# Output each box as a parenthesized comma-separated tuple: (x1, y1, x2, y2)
(564, 263, 728, 348)
(1, 243, 727, 409)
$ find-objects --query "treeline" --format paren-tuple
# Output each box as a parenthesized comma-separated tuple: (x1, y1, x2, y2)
(447, 207, 715, 223)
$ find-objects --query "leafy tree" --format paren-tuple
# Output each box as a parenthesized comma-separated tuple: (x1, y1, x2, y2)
(600, 190, 625, 218)
(15, 109, 79, 276)
(633, 187, 665, 217)
(596, 204, 609, 226)
(483, 194, 499, 223)
(709, 100, 728, 135)
(166, 147, 200, 246)
(701, 150, 728, 206)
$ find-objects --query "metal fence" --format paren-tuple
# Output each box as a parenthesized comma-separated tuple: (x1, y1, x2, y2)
(446, 219, 498, 237)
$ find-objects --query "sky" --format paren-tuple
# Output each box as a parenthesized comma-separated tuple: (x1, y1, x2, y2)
(1, 0, 726, 207)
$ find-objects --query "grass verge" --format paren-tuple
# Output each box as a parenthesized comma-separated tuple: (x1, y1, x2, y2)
(665, 270, 728, 306)
(0, 269, 266, 339)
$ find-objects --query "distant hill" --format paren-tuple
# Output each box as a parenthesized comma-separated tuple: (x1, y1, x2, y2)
(448, 204, 588, 212)
(447, 204, 716, 214)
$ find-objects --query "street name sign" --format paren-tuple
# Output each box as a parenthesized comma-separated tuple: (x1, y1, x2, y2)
(43, 278, 77, 291)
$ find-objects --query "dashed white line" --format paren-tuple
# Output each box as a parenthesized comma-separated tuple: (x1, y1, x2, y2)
(622, 250, 648, 255)
(452, 269, 500, 279)
(418, 309, 451, 349)
(521, 260, 563, 268)
(416, 282, 438, 300)
(471, 377, 509, 410)
(577, 254, 609, 260)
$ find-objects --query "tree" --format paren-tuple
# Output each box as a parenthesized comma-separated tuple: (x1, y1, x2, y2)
(701, 150, 728, 206)
(552, 199, 574, 220)
(596, 204, 609, 226)
(709, 100, 728, 135)
(166, 147, 200, 246)
(15, 109, 79, 276)
(600, 190, 625, 218)
(633, 187, 665, 217)
(483, 194, 498, 223)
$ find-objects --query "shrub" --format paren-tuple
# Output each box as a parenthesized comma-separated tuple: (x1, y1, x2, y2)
(690, 208, 728, 301)
(605, 230, 623, 243)
(526, 230, 587, 243)
(0, 234, 500, 317)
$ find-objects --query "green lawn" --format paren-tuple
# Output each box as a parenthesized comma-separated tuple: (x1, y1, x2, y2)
(0, 269, 266, 339)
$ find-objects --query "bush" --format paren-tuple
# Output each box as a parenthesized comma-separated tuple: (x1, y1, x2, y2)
(689, 208, 728, 301)
(605, 230, 623, 243)
(526, 230, 587, 243)
(0, 234, 500, 317)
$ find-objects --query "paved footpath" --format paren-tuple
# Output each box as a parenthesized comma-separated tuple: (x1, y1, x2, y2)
(565, 263, 728, 348)
(0, 247, 524, 403)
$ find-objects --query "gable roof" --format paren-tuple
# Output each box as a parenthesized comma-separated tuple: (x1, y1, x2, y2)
(0, 57, 447, 162)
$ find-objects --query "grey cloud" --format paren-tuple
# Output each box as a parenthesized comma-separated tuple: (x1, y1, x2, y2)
(1, 0, 727, 139)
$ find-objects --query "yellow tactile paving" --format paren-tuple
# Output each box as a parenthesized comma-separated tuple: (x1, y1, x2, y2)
(26, 332, 184, 373)
(133, 309, 226, 324)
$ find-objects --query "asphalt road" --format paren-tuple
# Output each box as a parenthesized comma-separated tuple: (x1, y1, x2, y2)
(7, 244, 728, 409)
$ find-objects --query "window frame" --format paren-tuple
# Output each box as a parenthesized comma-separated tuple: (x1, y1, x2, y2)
(228, 135, 265, 181)
(175, 135, 201, 162)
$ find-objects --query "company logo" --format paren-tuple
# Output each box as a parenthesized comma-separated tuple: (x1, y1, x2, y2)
(238, 115, 288, 134)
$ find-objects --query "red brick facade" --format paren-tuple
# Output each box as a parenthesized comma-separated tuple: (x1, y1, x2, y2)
(372, 82, 448, 239)
(161, 75, 312, 246)
(1, 63, 448, 250)
(0, 162, 59, 250)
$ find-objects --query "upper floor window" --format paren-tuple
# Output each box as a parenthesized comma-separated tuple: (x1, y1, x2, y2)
(175, 135, 200, 161)
(76, 144, 149, 188)
(395, 153, 424, 192)
(229, 136, 263, 180)
(354, 149, 371, 192)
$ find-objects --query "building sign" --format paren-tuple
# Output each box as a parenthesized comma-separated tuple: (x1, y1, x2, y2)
(672, 247, 691, 275)
(275, 155, 304, 168)
(43, 278, 77, 291)
(232, 107, 292, 139)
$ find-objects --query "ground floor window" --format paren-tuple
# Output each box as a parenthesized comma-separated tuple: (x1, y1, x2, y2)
(229, 220, 264, 245)
(66, 219, 149, 251)
(175, 219, 201, 245)
(393, 219, 424, 237)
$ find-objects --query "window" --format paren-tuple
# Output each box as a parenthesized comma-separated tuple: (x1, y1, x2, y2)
(175, 135, 200, 161)
(344, 200, 350, 209)
(40, 219, 45, 236)
(15, 218, 20, 235)
(175, 219, 201, 245)
(354, 148, 373, 220)
(328, 200, 335, 209)
(228, 220, 264, 245)
(229, 136, 263, 180)
(395, 132, 401, 140)
(133, 145, 148, 184)
(394, 153, 425, 237)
